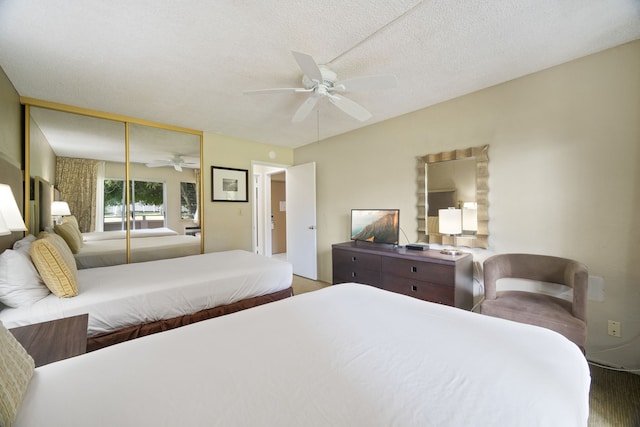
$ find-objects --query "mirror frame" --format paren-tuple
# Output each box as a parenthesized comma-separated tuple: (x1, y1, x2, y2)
(417, 145, 489, 249)
(23, 98, 205, 260)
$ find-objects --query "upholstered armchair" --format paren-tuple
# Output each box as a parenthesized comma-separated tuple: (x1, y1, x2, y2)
(479, 253, 588, 350)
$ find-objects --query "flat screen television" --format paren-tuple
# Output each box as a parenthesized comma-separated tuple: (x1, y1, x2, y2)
(351, 209, 400, 245)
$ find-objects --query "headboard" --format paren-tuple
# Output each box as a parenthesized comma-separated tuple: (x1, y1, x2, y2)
(0, 154, 25, 251)
(30, 175, 53, 234)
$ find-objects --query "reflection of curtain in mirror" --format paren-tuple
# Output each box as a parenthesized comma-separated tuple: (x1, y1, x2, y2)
(55, 157, 99, 232)
(95, 162, 106, 232)
(193, 169, 200, 225)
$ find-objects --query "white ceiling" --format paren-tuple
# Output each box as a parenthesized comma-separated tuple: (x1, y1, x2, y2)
(1, 1, 639, 149)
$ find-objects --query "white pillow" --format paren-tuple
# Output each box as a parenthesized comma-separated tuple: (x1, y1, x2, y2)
(12, 235, 37, 253)
(0, 249, 50, 307)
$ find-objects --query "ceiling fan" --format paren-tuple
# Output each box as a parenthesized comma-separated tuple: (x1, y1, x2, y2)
(145, 155, 198, 172)
(243, 51, 397, 122)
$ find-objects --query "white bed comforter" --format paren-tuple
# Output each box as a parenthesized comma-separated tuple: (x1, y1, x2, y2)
(15, 284, 590, 427)
(82, 227, 179, 241)
(74, 234, 201, 269)
(0, 250, 292, 336)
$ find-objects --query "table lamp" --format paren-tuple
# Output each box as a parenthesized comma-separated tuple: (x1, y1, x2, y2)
(438, 208, 463, 255)
(0, 184, 27, 235)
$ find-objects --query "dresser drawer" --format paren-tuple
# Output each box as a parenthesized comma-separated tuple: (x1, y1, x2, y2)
(381, 275, 455, 306)
(333, 249, 381, 270)
(334, 267, 382, 287)
(381, 257, 453, 286)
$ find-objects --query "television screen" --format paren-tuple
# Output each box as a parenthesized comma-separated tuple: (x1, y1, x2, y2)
(351, 209, 400, 245)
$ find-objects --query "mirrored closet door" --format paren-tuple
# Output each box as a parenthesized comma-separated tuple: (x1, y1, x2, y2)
(25, 100, 203, 268)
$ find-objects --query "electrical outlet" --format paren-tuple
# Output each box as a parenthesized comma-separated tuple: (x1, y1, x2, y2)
(607, 320, 621, 337)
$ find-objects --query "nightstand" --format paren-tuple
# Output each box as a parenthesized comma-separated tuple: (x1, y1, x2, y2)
(9, 314, 89, 367)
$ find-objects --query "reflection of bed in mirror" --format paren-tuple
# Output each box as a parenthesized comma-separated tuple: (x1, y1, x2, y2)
(34, 177, 200, 268)
(75, 234, 201, 269)
(82, 227, 179, 241)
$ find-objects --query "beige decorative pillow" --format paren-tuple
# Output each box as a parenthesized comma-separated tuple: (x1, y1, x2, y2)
(62, 215, 83, 237)
(54, 222, 83, 254)
(0, 320, 35, 427)
(30, 233, 79, 298)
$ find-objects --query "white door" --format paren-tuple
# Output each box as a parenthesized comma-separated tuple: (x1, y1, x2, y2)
(286, 162, 317, 280)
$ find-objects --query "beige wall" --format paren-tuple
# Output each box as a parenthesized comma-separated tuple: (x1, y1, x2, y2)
(295, 41, 640, 365)
(202, 132, 293, 252)
(0, 67, 22, 168)
(29, 117, 56, 183)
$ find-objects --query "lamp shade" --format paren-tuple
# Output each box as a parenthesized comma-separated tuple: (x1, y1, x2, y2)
(462, 202, 478, 232)
(0, 184, 27, 235)
(51, 201, 71, 216)
(438, 208, 462, 235)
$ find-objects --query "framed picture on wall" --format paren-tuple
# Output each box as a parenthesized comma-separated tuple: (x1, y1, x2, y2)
(211, 166, 248, 202)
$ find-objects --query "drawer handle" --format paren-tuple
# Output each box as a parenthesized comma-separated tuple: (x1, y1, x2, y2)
(411, 285, 418, 292)
(352, 256, 357, 262)
(351, 272, 357, 278)
(411, 266, 418, 273)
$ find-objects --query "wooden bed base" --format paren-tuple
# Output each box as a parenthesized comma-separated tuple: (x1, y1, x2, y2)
(87, 287, 293, 352)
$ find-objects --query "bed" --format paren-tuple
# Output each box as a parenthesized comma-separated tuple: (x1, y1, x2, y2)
(0, 248, 293, 351)
(5, 283, 590, 427)
(81, 226, 180, 241)
(32, 175, 201, 268)
(73, 233, 201, 269)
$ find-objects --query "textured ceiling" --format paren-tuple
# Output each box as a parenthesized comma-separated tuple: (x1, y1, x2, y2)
(1, 0, 639, 149)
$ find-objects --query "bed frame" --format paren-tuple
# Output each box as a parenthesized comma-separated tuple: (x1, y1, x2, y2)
(87, 286, 293, 351)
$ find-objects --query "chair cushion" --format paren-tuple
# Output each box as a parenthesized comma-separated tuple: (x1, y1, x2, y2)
(480, 291, 586, 348)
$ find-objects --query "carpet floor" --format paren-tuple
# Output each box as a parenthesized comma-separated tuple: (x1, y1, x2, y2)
(588, 364, 640, 426)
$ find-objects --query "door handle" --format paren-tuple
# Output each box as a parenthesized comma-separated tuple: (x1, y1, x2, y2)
(308, 225, 317, 230)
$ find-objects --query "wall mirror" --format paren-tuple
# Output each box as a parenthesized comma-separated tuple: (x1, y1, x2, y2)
(26, 101, 203, 268)
(416, 145, 488, 249)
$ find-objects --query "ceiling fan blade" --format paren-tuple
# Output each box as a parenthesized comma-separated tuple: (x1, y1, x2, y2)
(146, 162, 169, 168)
(327, 94, 372, 122)
(174, 164, 183, 172)
(332, 75, 398, 92)
(291, 51, 323, 82)
(243, 87, 312, 95)
(292, 96, 319, 123)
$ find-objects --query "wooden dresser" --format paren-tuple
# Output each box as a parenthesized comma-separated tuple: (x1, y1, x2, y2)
(332, 241, 473, 310)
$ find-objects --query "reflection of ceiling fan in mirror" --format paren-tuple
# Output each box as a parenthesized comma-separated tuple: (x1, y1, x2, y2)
(145, 155, 198, 172)
(243, 51, 397, 122)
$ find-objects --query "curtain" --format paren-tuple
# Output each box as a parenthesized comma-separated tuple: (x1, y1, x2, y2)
(193, 168, 200, 225)
(55, 157, 99, 232)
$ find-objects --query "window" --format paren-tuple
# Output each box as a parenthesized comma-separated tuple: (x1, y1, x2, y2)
(180, 182, 198, 220)
(103, 179, 166, 230)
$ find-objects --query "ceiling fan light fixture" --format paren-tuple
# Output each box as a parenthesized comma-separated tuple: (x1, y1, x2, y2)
(245, 51, 397, 123)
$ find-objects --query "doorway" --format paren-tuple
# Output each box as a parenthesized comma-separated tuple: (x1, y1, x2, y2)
(270, 171, 287, 258)
(252, 163, 286, 258)
(253, 161, 317, 280)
